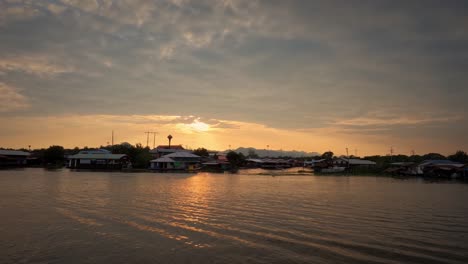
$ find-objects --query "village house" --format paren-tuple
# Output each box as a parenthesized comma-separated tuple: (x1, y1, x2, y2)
(333, 158, 376, 168)
(414, 160, 464, 177)
(303, 159, 327, 168)
(0, 150, 30, 166)
(245, 158, 291, 169)
(149, 145, 188, 158)
(67, 149, 130, 169)
(150, 152, 201, 171)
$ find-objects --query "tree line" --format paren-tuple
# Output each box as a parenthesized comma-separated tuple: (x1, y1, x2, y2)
(4, 144, 467, 169)
(316, 150, 468, 165)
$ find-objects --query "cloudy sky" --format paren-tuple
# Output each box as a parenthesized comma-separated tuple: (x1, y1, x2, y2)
(1, 0, 467, 155)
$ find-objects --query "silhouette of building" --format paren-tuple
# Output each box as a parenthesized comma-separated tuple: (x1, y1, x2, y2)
(149, 145, 187, 158)
(150, 152, 201, 170)
(0, 150, 30, 166)
(67, 149, 129, 169)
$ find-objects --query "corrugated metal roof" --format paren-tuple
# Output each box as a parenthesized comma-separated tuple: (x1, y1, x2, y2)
(149, 145, 185, 153)
(419, 160, 461, 166)
(339, 158, 376, 165)
(0, 150, 31, 156)
(150, 149, 190, 154)
(164, 152, 200, 158)
(78, 149, 111, 154)
(68, 153, 127, 160)
(150, 157, 175, 163)
(246, 159, 264, 163)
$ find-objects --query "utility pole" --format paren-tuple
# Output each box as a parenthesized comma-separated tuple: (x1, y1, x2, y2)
(144, 131, 158, 148)
(112, 130, 114, 146)
(153, 132, 157, 149)
(345, 147, 350, 169)
(390, 146, 394, 161)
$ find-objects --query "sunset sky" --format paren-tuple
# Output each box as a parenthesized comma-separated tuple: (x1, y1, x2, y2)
(1, 0, 467, 156)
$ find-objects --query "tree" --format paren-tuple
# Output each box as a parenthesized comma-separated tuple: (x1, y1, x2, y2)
(134, 150, 152, 168)
(193, 148, 209, 157)
(448, 150, 468, 163)
(422, 153, 446, 160)
(107, 143, 151, 168)
(321, 151, 334, 160)
(226, 151, 246, 167)
(247, 149, 259, 159)
(43, 145, 65, 164)
(71, 147, 80, 154)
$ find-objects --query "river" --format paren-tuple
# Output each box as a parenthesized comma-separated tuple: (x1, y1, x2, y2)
(1, 168, 467, 263)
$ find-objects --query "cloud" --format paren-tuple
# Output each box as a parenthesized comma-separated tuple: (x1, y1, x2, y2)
(0, 3, 40, 26)
(0, 55, 74, 77)
(0, 1, 467, 154)
(0, 82, 29, 112)
(333, 114, 462, 127)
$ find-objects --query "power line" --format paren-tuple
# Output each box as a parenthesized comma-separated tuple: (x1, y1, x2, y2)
(144, 131, 158, 148)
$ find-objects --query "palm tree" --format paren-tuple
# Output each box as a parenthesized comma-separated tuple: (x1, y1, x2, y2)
(167, 134, 173, 148)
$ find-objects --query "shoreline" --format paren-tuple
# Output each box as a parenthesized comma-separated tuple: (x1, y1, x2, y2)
(1, 166, 467, 181)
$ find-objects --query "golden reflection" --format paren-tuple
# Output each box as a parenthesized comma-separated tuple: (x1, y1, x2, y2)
(173, 175, 211, 224)
(122, 219, 210, 248)
(56, 208, 102, 227)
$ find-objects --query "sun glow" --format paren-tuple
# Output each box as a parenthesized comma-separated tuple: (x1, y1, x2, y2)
(188, 120, 210, 132)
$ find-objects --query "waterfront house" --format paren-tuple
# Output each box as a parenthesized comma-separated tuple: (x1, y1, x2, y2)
(385, 162, 416, 175)
(214, 151, 229, 162)
(303, 159, 327, 168)
(333, 158, 376, 167)
(262, 158, 291, 169)
(201, 160, 232, 172)
(149, 145, 188, 158)
(414, 160, 464, 177)
(67, 149, 130, 169)
(246, 158, 291, 169)
(246, 158, 264, 168)
(150, 152, 201, 170)
(0, 150, 30, 166)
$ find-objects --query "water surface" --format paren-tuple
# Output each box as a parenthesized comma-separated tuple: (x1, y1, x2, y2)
(1, 168, 467, 263)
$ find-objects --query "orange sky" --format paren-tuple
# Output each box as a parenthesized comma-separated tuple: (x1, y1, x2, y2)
(0, 1, 467, 156)
(0, 114, 463, 156)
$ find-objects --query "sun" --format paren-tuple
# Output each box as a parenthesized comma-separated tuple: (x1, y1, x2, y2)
(189, 120, 210, 132)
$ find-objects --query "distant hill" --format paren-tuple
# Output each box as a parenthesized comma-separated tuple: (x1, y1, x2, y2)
(230, 147, 320, 158)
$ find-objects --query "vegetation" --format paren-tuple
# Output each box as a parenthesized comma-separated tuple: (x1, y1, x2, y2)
(43, 145, 65, 165)
(2, 143, 467, 172)
(193, 148, 209, 157)
(363, 153, 449, 167)
(321, 151, 334, 160)
(226, 151, 246, 168)
(448, 150, 468, 164)
(247, 149, 259, 159)
(103, 143, 151, 168)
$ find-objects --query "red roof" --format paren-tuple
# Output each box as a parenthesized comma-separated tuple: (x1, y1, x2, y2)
(155, 145, 185, 150)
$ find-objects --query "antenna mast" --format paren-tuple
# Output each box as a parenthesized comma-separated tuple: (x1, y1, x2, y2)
(144, 131, 158, 148)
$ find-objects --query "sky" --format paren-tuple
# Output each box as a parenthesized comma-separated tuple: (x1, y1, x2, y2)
(1, 0, 467, 156)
